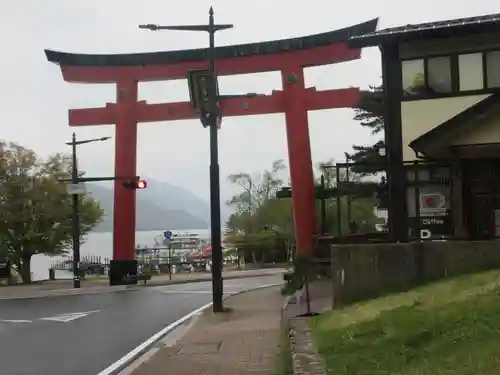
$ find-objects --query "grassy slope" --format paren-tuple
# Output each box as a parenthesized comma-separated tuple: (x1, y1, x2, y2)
(311, 270, 500, 375)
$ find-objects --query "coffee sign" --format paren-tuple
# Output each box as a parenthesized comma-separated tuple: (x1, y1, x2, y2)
(410, 215, 452, 239)
(420, 217, 446, 226)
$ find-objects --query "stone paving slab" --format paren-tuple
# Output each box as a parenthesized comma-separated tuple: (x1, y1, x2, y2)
(129, 285, 285, 375)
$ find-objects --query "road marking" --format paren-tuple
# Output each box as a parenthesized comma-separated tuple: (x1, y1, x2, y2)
(0, 319, 32, 323)
(157, 284, 243, 294)
(159, 290, 237, 295)
(97, 282, 282, 375)
(159, 290, 213, 294)
(39, 309, 100, 323)
(96, 302, 213, 375)
(118, 312, 203, 375)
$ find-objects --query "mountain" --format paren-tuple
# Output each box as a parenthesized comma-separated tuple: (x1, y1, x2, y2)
(86, 181, 209, 232)
(138, 178, 232, 223)
(139, 178, 211, 224)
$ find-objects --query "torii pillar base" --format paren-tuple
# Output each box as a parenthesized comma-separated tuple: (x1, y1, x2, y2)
(109, 260, 138, 286)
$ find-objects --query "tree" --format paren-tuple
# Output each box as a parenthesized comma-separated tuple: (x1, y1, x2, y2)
(0, 141, 104, 283)
(347, 85, 386, 175)
(227, 159, 286, 216)
(225, 157, 379, 264)
(353, 85, 384, 134)
(225, 160, 291, 265)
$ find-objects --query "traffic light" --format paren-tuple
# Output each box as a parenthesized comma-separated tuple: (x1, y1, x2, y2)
(122, 179, 147, 189)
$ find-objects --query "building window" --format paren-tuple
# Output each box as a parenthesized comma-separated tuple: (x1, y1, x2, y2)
(486, 50, 500, 88)
(427, 56, 452, 93)
(401, 50, 500, 100)
(458, 53, 484, 91)
(402, 59, 425, 96)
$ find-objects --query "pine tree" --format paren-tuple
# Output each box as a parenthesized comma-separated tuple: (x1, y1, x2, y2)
(347, 85, 385, 175)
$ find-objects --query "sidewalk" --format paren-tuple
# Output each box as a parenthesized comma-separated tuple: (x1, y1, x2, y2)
(129, 285, 285, 375)
(0, 268, 285, 299)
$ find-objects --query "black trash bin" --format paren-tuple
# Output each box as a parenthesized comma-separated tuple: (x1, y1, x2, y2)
(49, 268, 55, 281)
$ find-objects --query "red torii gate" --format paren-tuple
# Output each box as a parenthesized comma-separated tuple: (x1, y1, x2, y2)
(45, 19, 377, 281)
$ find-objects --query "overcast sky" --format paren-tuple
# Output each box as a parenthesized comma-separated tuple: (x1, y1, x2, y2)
(1, 0, 497, 203)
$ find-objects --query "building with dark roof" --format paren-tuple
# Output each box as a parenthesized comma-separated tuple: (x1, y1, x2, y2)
(349, 13, 500, 240)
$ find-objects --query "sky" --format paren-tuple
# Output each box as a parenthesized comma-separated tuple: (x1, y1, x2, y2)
(1, 0, 498, 204)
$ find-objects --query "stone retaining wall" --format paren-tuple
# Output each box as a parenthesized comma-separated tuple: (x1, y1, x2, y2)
(330, 239, 500, 306)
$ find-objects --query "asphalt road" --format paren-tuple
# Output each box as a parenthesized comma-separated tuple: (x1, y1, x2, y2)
(0, 275, 282, 375)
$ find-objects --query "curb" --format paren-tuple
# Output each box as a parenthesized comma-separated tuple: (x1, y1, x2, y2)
(97, 282, 284, 375)
(139, 272, 284, 288)
(0, 286, 134, 300)
(0, 271, 284, 300)
(281, 286, 327, 375)
(0, 286, 137, 301)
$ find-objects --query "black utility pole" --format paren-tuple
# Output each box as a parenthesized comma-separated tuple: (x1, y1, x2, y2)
(320, 175, 327, 234)
(335, 164, 342, 236)
(168, 242, 172, 281)
(70, 133, 81, 289)
(345, 156, 352, 225)
(207, 7, 224, 313)
(66, 133, 110, 289)
(139, 8, 239, 314)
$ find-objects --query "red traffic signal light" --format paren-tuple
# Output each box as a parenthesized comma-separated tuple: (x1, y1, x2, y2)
(122, 179, 148, 189)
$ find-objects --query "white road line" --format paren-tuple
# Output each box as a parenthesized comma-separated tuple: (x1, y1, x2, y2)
(159, 290, 238, 295)
(118, 313, 203, 375)
(220, 285, 244, 289)
(39, 310, 100, 323)
(0, 319, 33, 323)
(95, 302, 213, 375)
(96, 283, 282, 375)
(159, 290, 213, 294)
(116, 347, 160, 375)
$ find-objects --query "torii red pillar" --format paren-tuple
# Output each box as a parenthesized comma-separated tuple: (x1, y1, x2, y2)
(281, 67, 317, 255)
(45, 18, 377, 284)
(113, 78, 138, 262)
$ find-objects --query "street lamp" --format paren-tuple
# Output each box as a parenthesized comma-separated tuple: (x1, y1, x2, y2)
(139, 7, 254, 313)
(65, 133, 110, 288)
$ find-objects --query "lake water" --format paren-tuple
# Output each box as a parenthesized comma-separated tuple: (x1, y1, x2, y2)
(31, 229, 210, 281)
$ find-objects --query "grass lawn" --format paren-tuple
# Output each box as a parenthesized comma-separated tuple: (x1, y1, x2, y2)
(311, 270, 500, 375)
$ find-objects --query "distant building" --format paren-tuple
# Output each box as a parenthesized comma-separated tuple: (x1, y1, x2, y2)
(153, 231, 209, 261)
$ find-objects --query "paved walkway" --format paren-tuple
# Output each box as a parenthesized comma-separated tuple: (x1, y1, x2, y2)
(0, 269, 285, 299)
(129, 285, 284, 375)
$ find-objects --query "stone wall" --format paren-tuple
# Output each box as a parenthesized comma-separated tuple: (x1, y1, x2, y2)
(330, 240, 500, 306)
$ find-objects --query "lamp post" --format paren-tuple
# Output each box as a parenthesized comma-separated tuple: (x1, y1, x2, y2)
(139, 8, 259, 313)
(66, 133, 110, 288)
